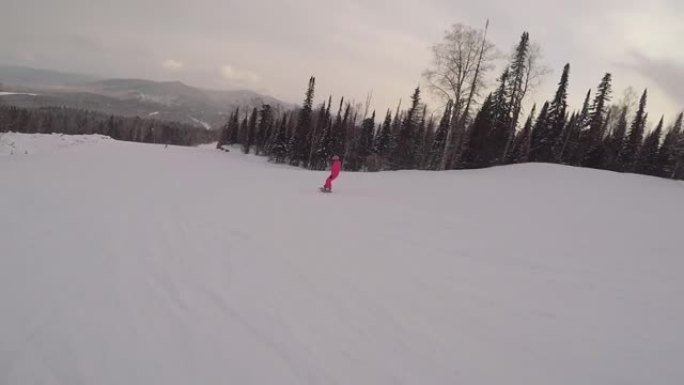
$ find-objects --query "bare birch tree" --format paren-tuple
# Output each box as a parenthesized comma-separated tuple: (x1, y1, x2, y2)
(423, 22, 497, 169)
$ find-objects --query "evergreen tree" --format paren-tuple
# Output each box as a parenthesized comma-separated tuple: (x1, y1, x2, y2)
(462, 94, 495, 168)
(216, 119, 230, 149)
(242, 108, 258, 154)
(428, 100, 453, 170)
(289, 77, 316, 166)
(562, 90, 592, 164)
(374, 109, 394, 169)
(637, 116, 663, 175)
(308, 100, 331, 168)
(319, 99, 347, 164)
(238, 114, 249, 147)
(392, 87, 422, 169)
(576, 89, 592, 129)
(655, 112, 683, 177)
(269, 116, 290, 163)
(604, 106, 628, 171)
(336, 103, 351, 159)
(255, 104, 273, 155)
(506, 32, 530, 137)
(547, 64, 570, 161)
(582, 73, 612, 167)
(557, 112, 576, 164)
(415, 106, 429, 168)
(509, 105, 536, 164)
(486, 68, 513, 165)
(228, 107, 240, 144)
(312, 108, 334, 170)
(358, 111, 376, 168)
(673, 118, 684, 179)
(422, 117, 436, 169)
(620, 89, 648, 172)
(529, 101, 551, 162)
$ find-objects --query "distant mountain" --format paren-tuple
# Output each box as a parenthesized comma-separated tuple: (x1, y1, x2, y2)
(0, 65, 102, 89)
(0, 66, 290, 129)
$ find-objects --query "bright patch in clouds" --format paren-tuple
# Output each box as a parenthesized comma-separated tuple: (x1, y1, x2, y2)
(220, 65, 261, 85)
(162, 59, 185, 71)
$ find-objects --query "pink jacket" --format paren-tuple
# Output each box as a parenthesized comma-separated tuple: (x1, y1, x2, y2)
(330, 159, 342, 178)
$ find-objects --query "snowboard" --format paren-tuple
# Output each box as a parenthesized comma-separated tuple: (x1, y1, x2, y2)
(319, 187, 332, 193)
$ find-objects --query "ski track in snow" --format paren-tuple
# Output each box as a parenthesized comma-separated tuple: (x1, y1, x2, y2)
(1, 134, 683, 384)
(189, 116, 212, 130)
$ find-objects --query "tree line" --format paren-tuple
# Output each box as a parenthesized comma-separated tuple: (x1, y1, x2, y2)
(217, 26, 684, 180)
(0, 105, 217, 146)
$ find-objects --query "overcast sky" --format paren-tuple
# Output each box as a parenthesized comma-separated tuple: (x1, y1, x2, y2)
(2, 0, 683, 123)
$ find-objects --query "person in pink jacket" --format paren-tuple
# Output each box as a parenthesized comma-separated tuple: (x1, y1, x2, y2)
(323, 155, 342, 192)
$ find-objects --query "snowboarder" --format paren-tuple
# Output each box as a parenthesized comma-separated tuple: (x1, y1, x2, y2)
(321, 155, 341, 192)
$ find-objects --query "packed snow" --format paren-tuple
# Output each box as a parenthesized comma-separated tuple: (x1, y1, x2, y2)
(0, 132, 111, 155)
(1, 133, 683, 385)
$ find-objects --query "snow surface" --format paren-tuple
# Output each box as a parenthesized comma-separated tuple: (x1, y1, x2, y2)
(0, 132, 111, 155)
(1, 133, 683, 385)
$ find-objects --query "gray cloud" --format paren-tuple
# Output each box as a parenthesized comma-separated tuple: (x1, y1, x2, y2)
(624, 53, 684, 108)
(1, 0, 682, 116)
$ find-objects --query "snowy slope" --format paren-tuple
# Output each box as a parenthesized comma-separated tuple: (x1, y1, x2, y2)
(0, 132, 111, 155)
(1, 133, 683, 385)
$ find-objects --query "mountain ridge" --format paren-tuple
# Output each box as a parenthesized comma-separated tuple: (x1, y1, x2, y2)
(0, 65, 291, 129)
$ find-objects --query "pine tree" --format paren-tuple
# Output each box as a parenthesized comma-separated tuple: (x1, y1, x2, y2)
(529, 101, 550, 162)
(313, 109, 334, 170)
(462, 94, 495, 168)
(422, 117, 436, 169)
(414, 106, 428, 168)
(321, 99, 347, 163)
(576, 89, 592, 129)
(269, 116, 290, 163)
(604, 106, 628, 171)
(255, 104, 273, 155)
(428, 100, 453, 170)
(238, 113, 249, 147)
(581, 73, 612, 167)
(358, 111, 376, 168)
(308, 98, 333, 169)
(307, 102, 327, 167)
(228, 107, 240, 144)
(673, 118, 684, 179)
(655, 113, 683, 177)
(505, 33, 531, 147)
(509, 105, 536, 164)
(289, 77, 316, 166)
(620, 89, 648, 172)
(392, 87, 422, 169)
(547, 64, 570, 161)
(562, 90, 591, 164)
(375, 109, 394, 164)
(216, 119, 230, 149)
(637, 116, 663, 175)
(486, 68, 513, 165)
(242, 108, 258, 154)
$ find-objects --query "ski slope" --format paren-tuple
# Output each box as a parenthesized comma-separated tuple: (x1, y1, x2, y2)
(0, 132, 111, 155)
(1, 133, 683, 385)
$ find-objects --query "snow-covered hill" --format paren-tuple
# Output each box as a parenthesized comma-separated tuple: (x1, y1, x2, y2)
(0, 132, 111, 155)
(1, 133, 683, 384)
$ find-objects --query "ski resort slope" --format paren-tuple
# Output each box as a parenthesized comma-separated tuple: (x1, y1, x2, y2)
(1, 133, 683, 385)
